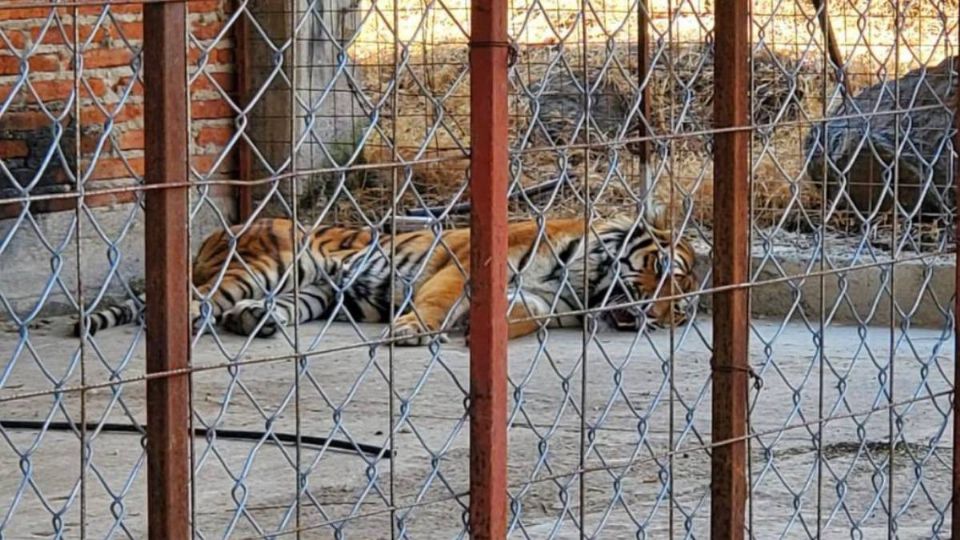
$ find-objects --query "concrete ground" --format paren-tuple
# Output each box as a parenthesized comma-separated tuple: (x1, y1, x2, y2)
(0, 314, 954, 539)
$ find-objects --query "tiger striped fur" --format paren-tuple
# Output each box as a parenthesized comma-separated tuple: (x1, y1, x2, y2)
(74, 215, 698, 345)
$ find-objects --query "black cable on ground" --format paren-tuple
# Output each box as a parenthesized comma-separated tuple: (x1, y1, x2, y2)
(0, 420, 392, 458)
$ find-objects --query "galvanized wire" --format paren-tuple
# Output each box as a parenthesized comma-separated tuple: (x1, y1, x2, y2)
(0, 0, 957, 538)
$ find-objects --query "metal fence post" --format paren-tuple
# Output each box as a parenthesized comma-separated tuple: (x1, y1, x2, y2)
(636, 0, 651, 200)
(143, 2, 191, 539)
(234, 8, 254, 221)
(711, 0, 750, 535)
(468, 0, 509, 537)
(952, 42, 960, 538)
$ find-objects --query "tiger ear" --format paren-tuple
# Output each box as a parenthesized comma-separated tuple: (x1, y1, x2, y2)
(643, 200, 697, 243)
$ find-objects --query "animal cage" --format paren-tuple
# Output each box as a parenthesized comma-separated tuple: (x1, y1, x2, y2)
(0, 0, 958, 537)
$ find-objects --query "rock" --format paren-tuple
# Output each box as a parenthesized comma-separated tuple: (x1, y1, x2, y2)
(804, 56, 957, 218)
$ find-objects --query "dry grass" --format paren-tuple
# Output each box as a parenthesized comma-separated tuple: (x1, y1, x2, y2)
(338, 0, 957, 228)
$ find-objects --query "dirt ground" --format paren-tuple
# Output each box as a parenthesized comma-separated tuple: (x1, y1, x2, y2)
(0, 314, 954, 539)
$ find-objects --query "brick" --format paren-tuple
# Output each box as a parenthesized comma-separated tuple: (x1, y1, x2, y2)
(116, 75, 144, 97)
(196, 126, 233, 147)
(188, 1, 224, 14)
(191, 20, 227, 40)
(191, 71, 236, 94)
(0, 79, 106, 103)
(80, 131, 110, 154)
(192, 99, 233, 119)
(33, 25, 75, 46)
(35, 24, 100, 45)
(0, 0, 237, 221)
(29, 54, 61, 72)
(81, 103, 142, 125)
(189, 46, 234, 65)
(81, 78, 108, 98)
(29, 20, 142, 47)
(84, 48, 135, 69)
(87, 156, 144, 181)
(3, 31, 27, 49)
(118, 130, 143, 150)
(0, 8, 54, 21)
(0, 111, 57, 132)
(0, 80, 71, 102)
(216, 48, 235, 65)
(0, 139, 28, 159)
(116, 22, 144, 41)
(77, 5, 142, 16)
(0, 54, 62, 75)
(192, 152, 237, 175)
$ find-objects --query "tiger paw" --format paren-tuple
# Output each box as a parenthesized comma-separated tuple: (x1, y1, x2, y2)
(222, 301, 287, 338)
(393, 315, 448, 347)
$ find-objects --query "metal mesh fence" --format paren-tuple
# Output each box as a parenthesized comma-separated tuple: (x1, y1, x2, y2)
(0, 0, 957, 538)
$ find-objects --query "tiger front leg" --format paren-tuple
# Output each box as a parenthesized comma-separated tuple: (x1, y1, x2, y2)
(192, 266, 284, 334)
(393, 265, 468, 347)
(220, 284, 332, 338)
(463, 294, 552, 345)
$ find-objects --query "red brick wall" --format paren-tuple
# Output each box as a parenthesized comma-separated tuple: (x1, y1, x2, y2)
(0, 1, 238, 218)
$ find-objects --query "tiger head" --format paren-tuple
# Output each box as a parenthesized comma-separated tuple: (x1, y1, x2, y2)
(599, 215, 699, 332)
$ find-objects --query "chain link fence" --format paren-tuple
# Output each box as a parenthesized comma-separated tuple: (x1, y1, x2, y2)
(0, 0, 957, 537)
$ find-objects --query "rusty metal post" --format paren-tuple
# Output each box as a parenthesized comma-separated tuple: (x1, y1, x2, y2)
(952, 51, 960, 538)
(468, 0, 509, 537)
(711, 0, 750, 534)
(143, 2, 191, 539)
(234, 3, 254, 221)
(636, 0, 651, 193)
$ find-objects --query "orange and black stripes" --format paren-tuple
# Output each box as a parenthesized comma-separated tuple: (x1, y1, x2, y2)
(75, 216, 698, 344)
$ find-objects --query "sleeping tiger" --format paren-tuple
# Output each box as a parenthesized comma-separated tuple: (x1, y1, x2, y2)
(75, 215, 698, 345)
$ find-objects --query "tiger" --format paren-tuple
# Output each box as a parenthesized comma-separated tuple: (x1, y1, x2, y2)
(74, 215, 699, 345)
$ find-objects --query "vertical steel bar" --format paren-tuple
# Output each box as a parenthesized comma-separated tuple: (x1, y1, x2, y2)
(142, 3, 191, 539)
(888, 4, 903, 537)
(579, 3, 593, 538)
(952, 28, 960, 536)
(815, 0, 832, 532)
(234, 2, 253, 221)
(288, 1, 303, 537)
(388, 0, 401, 536)
(711, 0, 750, 534)
(468, 1, 509, 537)
(636, 0, 651, 200)
(71, 4, 87, 537)
(663, 0, 676, 536)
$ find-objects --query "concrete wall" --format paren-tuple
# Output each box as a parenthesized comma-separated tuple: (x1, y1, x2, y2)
(244, 0, 365, 224)
(691, 234, 955, 330)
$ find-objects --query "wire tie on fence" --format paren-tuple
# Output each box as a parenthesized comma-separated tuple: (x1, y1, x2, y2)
(469, 40, 519, 67)
(709, 356, 761, 388)
(469, 40, 511, 48)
